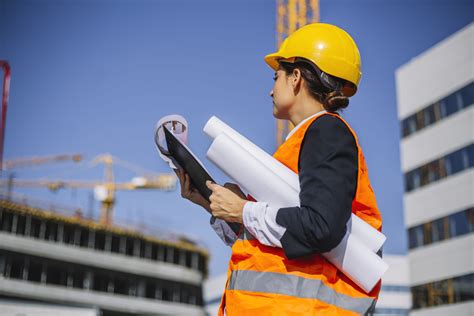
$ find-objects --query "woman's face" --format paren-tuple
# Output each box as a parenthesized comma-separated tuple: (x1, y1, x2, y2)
(270, 69, 295, 119)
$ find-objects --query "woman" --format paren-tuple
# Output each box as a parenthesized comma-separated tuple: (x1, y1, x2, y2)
(176, 23, 382, 315)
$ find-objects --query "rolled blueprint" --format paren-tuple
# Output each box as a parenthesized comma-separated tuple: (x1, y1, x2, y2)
(206, 133, 387, 292)
(324, 229, 388, 293)
(204, 116, 299, 190)
(207, 133, 299, 208)
(204, 116, 386, 253)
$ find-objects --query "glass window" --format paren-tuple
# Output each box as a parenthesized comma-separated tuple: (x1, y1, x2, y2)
(431, 217, 446, 243)
(424, 106, 436, 127)
(449, 211, 470, 237)
(468, 144, 474, 168)
(9, 256, 25, 280)
(444, 92, 461, 116)
(447, 148, 465, 175)
(145, 280, 157, 299)
(420, 165, 431, 187)
(423, 223, 432, 245)
(94, 231, 106, 250)
(93, 272, 109, 292)
(412, 284, 429, 309)
(46, 264, 67, 286)
(63, 224, 75, 244)
(45, 221, 58, 241)
(1, 211, 12, 232)
(431, 279, 450, 306)
(401, 120, 407, 138)
(73, 267, 85, 289)
(427, 161, 441, 183)
(453, 274, 474, 302)
(30, 218, 42, 238)
(80, 229, 90, 247)
(408, 116, 416, 135)
(111, 235, 120, 253)
(439, 99, 447, 118)
(432, 101, 442, 121)
(461, 147, 470, 169)
(415, 111, 424, 131)
(459, 82, 474, 108)
(15, 214, 26, 236)
(126, 237, 134, 256)
(140, 241, 147, 258)
(28, 261, 43, 283)
(467, 208, 474, 233)
(114, 275, 130, 295)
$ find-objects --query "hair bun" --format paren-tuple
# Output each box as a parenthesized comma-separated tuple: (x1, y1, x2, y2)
(324, 90, 349, 112)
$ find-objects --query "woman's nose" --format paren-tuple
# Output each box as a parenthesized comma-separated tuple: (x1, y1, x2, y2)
(269, 90, 274, 97)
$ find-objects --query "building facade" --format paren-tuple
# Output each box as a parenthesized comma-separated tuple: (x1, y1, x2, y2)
(374, 255, 412, 316)
(396, 23, 473, 316)
(0, 196, 208, 315)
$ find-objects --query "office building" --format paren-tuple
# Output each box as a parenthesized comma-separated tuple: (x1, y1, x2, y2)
(396, 23, 473, 316)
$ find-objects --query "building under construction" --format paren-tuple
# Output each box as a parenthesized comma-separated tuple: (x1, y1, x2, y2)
(0, 195, 208, 315)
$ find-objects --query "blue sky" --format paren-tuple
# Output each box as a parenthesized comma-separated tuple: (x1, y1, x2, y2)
(1, 0, 472, 276)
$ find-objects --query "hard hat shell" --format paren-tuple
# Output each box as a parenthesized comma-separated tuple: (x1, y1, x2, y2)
(265, 23, 362, 97)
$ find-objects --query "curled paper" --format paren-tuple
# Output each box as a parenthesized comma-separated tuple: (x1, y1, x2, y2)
(324, 227, 388, 293)
(154, 115, 189, 169)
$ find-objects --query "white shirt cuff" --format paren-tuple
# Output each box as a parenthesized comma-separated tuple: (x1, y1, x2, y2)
(242, 201, 285, 248)
(210, 216, 239, 246)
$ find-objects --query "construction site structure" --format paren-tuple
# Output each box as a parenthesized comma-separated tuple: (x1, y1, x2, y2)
(275, 0, 319, 147)
(0, 194, 208, 315)
(1, 153, 177, 226)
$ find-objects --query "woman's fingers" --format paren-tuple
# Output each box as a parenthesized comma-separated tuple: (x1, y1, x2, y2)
(184, 173, 192, 193)
(224, 182, 246, 199)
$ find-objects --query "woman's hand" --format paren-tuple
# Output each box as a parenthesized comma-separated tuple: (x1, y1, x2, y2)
(175, 169, 211, 213)
(206, 180, 247, 223)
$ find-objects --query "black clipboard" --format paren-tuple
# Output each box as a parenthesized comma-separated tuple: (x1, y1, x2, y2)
(163, 126, 215, 202)
(161, 125, 242, 235)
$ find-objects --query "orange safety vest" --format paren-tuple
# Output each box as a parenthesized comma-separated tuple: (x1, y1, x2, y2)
(218, 112, 382, 315)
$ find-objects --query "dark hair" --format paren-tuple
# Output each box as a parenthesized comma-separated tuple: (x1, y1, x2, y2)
(279, 60, 349, 112)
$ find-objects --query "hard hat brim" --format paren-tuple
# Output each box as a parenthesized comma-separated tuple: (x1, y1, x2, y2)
(264, 53, 282, 71)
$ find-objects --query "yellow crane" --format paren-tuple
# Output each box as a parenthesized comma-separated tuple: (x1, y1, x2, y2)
(2, 153, 83, 170)
(275, 0, 320, 147)
(0, 153, 176, 226)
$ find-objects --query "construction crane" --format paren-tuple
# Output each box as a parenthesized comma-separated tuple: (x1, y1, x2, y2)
(0, 153, 176, 226)
(2, 153, 83, 170)
(275, 0, 319, 147)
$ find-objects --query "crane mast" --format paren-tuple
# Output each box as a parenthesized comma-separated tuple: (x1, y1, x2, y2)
(275, 0, 319, 148)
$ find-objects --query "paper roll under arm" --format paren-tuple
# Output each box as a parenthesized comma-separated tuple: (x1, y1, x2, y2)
(204, 115, 386, 252)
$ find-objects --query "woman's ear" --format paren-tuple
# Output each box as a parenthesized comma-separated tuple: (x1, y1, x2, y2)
(292, 68, 302, 87)
(292, 68, 302, 93)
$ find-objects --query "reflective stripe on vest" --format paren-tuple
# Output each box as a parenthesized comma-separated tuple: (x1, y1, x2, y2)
(228, 270, 375, 315)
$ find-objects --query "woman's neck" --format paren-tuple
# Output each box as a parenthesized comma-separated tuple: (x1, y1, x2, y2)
(289, 98, 325, 126)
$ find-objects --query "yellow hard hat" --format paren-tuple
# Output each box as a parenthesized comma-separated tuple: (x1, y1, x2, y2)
(265, 23, 361, 97)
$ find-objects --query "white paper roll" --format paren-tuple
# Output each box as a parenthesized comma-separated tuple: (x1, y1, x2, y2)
(206, 132, 387, 292)
(204, 116, 300, 190)
(324, 231, 388, 293)
(207, 133, 300, 208)
(204, 116, 386, 252)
